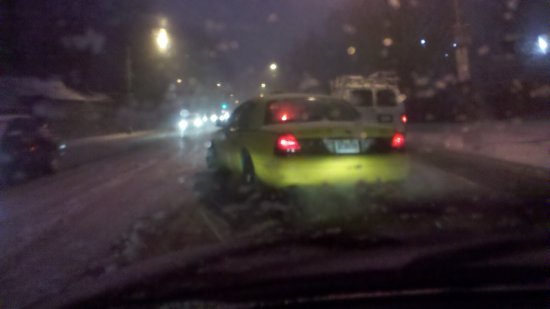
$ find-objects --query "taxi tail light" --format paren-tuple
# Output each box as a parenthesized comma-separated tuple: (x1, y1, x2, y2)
(391, 132, 406, 149)
(275, 133, 301, 155)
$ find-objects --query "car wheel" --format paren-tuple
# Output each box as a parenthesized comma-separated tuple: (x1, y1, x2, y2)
(241, 151, 256, 185)
(44, 153, 60, 174)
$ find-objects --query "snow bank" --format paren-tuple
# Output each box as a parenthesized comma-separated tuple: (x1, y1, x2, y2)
(0, 77, 108, 105)
(408, 120, 550, 169)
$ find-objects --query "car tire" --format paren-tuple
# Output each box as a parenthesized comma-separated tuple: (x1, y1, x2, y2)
(241, 150, 256, 185)
(43, 153, 60, 174)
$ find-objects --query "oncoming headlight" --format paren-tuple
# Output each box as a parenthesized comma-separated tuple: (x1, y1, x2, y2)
(193, 118, 203, 127)
(178, 119, 188, 130)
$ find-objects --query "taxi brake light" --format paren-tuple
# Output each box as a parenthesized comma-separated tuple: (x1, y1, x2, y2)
(391, 132, 405, 149)
(276, 134, 301, 153)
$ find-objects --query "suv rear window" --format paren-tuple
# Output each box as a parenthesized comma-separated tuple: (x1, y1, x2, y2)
(266, 98, 360, 124)
(349, 89, 374, 107)
(376, 89, 398, 107)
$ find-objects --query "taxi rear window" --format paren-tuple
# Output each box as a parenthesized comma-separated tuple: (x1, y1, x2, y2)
(265, 98, 360, 124)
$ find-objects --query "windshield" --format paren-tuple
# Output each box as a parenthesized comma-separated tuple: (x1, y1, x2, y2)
(1, 1, 549, 307)
(266, 98, 360, 124)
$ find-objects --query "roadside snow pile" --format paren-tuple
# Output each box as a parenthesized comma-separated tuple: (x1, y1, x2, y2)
(409, 120, 550, 169)
(0, 77, 108, 105)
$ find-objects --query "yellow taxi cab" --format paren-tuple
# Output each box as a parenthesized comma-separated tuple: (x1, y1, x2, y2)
(207, 94, 409, 188)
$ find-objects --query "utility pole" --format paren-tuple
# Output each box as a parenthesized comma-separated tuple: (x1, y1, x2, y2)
(125, 46, 135, 106)
(453, 0, 471, 83)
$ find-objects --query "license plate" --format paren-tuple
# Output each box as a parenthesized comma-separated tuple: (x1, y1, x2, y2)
(378, 114, 393, 123)
(334, 139, 360, 154)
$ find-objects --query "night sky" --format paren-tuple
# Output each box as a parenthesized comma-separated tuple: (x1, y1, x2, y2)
(4, 0, 549, 101)
(157, 0, 346, 69)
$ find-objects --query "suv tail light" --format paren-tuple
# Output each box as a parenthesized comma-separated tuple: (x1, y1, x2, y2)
(276, 133, 301, 154)
(391, 132, 405, 149)
(401, 114, 408, 124)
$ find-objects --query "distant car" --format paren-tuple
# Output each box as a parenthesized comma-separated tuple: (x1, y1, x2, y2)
(178, 113, 211, 137)
(331, 74, 407, 132)
(207, 94, 409, 189)
(0, 115, 62, 185)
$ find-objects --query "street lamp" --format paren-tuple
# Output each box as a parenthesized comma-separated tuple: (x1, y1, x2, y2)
(269, 63, 278, 71)
(155, 27, 170, 53)
(177, 78, 182, 84)
(261, 83, 267, 89)
(216, 82, 222, 87)
(537, 35, 548, 54)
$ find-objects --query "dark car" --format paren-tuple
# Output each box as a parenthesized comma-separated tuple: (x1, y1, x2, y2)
(0, 115, 62, 185)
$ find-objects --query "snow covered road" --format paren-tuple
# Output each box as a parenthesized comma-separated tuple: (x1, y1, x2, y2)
(0, 132, 546, 308)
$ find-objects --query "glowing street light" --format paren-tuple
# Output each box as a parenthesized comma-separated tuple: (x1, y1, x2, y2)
(260, 83, 267, 89)
(176, 78, 182, 84)
(537, 35, 548, 54)
(347, 46, 356, 55)
(216, 82, 222, 87)
(155, 27, 170, 53)
(420, 38, 427, 46)
(269, 63, 278, 71)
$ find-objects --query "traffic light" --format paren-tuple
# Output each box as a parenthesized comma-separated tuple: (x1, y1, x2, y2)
(221, 102, 228, 109)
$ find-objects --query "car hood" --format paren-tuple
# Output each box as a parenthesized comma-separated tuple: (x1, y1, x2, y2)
(43, 232, 549, 308)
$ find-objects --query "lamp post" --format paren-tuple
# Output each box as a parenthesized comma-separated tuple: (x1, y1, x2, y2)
(125, 25, 172, 106)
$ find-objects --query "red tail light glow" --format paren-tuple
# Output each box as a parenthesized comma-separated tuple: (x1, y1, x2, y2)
(401, 114, 408, 124)
(391, 132, 406, 149)
(276, 134, 301, 153)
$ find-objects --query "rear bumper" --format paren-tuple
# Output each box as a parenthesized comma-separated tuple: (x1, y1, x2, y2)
(256, 153, 410, 188)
